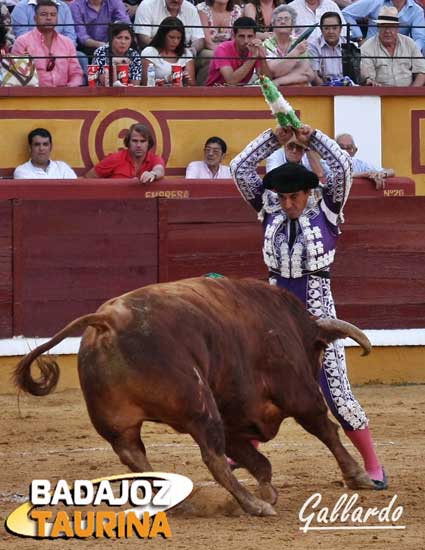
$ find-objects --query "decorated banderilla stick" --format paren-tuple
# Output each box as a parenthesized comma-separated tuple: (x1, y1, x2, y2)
(258, 74, 302, 129)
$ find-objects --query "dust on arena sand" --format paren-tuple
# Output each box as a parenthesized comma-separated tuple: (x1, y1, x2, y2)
(0, 385, 424, 550)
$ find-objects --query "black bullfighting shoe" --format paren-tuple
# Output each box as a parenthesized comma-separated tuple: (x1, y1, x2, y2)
(371, 469, 388, 490)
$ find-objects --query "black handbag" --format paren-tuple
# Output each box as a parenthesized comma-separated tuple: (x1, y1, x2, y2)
(341, 42, 361, 85)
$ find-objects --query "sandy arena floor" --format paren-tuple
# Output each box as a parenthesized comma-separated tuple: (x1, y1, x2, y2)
(0, 384, 424, 550)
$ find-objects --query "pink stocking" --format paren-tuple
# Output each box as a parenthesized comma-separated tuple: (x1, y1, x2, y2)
(344, 427, 383, 481)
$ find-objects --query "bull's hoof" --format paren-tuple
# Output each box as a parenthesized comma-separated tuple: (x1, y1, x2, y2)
(259, 482, 278, 505)
(344, 470, 375, 490)
(243, 497, 277, 517)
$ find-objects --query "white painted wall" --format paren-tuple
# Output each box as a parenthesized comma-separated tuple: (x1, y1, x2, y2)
(1, 331, 425, 356)
(334, 96, 382, 169)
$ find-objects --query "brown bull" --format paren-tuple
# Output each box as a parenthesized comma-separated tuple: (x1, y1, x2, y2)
(14, 277, 374, 516)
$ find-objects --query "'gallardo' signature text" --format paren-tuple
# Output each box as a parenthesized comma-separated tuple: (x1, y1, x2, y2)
(299, 493, 405, 532)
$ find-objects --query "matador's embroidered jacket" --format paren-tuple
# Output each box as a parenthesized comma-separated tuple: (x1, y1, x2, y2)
(231, 131, 370, 430)
(230, 128, 352, 303)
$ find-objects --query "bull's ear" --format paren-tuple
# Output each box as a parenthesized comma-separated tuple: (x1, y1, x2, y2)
(314, 334, 337, 350)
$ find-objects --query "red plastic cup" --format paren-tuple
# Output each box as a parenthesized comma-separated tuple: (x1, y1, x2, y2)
(116, 63, 129, 85)
(87, 64, 99, 88)
(171, 64, 183, 87)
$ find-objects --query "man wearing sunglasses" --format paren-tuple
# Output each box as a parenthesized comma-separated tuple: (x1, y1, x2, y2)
(185, 137, 231, 179)
(230, 123, 387, 490)
(266, 133, 328, 180)
(11, 0, 83, 86)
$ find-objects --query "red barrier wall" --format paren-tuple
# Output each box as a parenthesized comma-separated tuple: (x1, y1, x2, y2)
(12, 199, 158, 336)
(333, 197, 425, 328)
(0, 179, 422, 336)
(0, 202, 12, 337)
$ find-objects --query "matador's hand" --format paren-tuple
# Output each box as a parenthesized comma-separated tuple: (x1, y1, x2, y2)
(294, 124, 314, 146)
(274, 125, 294, 145)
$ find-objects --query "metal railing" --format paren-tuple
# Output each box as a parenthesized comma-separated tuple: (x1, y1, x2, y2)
(2, 21, 424, 87)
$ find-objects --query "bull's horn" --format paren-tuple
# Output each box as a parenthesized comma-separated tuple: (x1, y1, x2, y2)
(316, 319, 371, 356)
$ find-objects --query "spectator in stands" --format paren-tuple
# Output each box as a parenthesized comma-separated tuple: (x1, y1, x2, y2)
(186, 136, 232, 178)
(342, 0, 425, 55)
(85, 123, 165, 182)
(264, 5, 314, 86)
(12, 0, 89, 77)
(141, 16, 195, 85)
(123, 0, 140, 21)
(206, 16, 272, 85)
(70, 0, 130, 57)
(134, 0, 205, 53)
(336, 133, 395, 189)
(196, 0, 243, 85)
(0, 18, 6, 50)
(309, 11, 346, 85)
(360, 6, 425, 86)
(12, 0, 76, 44)
(289, 0, 346, 43)
(0, 2, 15, 49)
(14, 128, 77, 178)
(92, 22, 141, 84)
(243, 0, 283, 39)
(266, 133, 328, 180)
(11, 0, 83, 86)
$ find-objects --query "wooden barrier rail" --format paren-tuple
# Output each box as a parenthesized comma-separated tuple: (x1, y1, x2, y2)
(0, 179, 422, 337)
(0, 176, 416, 199)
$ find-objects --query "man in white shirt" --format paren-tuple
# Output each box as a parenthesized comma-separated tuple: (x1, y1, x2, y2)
(289, 0, 346, 43)
(266, 134, 328, 180)
(134, 0, 205, 52)
(186, 137, 231, 179)
(336, 133, 395, 189)
(14, 128, 77, 179)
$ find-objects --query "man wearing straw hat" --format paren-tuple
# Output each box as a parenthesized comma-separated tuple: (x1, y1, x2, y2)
(342, 0, 425, 54)
(360, 5, 425, 86)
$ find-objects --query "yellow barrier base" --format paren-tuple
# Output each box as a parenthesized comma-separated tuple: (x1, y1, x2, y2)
(1, 347, 424, 394)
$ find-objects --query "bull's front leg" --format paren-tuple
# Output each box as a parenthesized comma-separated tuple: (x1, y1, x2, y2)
(198, 433, 277, 516)
(225, 438, 278, 505)
(295, 405, 374, 489)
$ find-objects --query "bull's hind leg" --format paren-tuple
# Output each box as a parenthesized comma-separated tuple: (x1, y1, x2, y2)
(108, 425, 154, 473)
(294, 394, 373, 489)
(225, 439, 277, 505)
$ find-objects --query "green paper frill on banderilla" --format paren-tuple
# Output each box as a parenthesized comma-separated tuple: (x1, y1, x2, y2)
(258, 75, 302, 129)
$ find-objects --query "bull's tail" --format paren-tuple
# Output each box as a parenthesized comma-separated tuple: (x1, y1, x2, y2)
(14, 313, 110, 396)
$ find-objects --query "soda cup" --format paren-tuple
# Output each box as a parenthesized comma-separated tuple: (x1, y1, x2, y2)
(103, 65, 111, 87)
(116, 63, 129, 85)
(87, 64, 99, 87)
(171, 64, 183, 87)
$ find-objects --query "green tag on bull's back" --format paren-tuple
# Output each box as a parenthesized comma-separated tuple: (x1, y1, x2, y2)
(204, 273, 225, 278)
